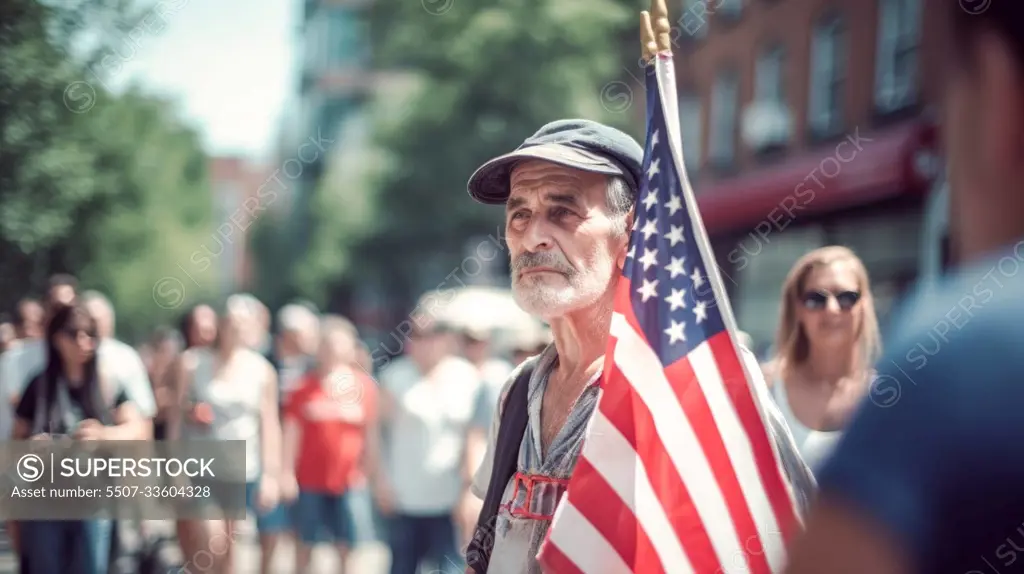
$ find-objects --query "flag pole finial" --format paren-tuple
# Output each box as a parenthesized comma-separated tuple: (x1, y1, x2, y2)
(640, 11, 657, 63)
(641, 0, 672, 64)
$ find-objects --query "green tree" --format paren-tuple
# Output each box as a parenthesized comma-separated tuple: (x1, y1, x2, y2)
(292, 0, 638, 312)
(1, 0, 216, 341)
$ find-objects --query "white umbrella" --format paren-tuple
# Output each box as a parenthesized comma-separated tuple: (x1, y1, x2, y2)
(418, 286, 541, 335)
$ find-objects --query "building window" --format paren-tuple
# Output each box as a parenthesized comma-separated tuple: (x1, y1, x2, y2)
(755, 45, 784, 104)
(808, 14, 846, 137)
(709, 69, 738, 168)
(875, 0, 921, 113)
(746, 44, 791, 151)
(681, 0, 708, 39)
(679, 91, 703, 179)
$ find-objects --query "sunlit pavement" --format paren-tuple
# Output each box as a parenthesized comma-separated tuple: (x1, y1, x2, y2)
(0, 520, 391, 574)
(231, 517, 390, 573)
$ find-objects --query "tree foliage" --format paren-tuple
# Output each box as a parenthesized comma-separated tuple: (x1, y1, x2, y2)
(1, 0, 216, 341)
(288, 0, 638, 311)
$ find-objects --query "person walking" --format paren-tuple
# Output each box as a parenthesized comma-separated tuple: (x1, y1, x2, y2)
(367, 316, 480, 574)
(283, 316, 377, 573)
(12, 302, 149, 574)
(170, 302, 286, 574)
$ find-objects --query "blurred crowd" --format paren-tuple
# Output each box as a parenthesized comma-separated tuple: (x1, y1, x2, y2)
(0, 239, 880, 574)
(0, 274, 551, 574)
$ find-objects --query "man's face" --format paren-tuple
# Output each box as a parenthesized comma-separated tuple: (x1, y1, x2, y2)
(84, 301, 113, 339)
(505, 160, 631, 320)
(944, 32, 1024, 258)
(16, 301, 43, 339)
(48, 285, 75, 308)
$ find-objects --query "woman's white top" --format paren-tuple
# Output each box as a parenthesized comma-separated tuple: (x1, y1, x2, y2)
(771, 378, 844, 474)
(182, 347, 269, 482)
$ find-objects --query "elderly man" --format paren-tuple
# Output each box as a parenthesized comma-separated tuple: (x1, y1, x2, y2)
(463, 120, 814, 574)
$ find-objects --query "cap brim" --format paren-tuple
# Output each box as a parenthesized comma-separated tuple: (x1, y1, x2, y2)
(467, 143, 625, 204)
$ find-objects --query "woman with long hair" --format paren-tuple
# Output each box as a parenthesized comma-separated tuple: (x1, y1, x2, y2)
(763, 246, 881, 473)
(170, 302, 287, 574)
(12, 302, 148, 574)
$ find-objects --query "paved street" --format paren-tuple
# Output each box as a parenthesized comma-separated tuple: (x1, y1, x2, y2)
(0, 520, 390, 574)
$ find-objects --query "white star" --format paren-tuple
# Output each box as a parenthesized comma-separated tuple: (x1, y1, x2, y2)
(693, 300, 708, 324)
(665, 288, 687, 311)
(664, 320, 686, 344)
(666, 256, 686, 278)
(636, 278, 659, 302)
(642, 189, 659, 211)
(651, 129, 660, 149)
(639, 248, 658, 270)
(665, 225, 685, 246)
(647, 158, 660, 180)
(641, 219, 659, 241)
(626, 243, 636, 259)
(690, 267, 705, 289)
(632, 216, 640, 232)
(665, 195, 682, 216)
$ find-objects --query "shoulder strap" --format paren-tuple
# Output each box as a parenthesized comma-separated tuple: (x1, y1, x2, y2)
(466, 362, 534, 574)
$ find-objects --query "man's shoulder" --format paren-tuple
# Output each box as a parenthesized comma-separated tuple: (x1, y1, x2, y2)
(887, 257, 1024, 378)
(861, 255, 1024, 433)
(99, 338, 140, 359)
(495, 353, 547, 415)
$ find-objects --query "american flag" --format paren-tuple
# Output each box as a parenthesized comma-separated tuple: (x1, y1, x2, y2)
(536, 54, 801, 573)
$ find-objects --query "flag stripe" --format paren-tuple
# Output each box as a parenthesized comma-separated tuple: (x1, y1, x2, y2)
(535, 539, 586, 574)
(610, 313, 769, 573)
(546, 501, 635, 574)
(576, 412, 694, 573)
(707, 336, 800, 544)
(601, 297, 722, 572)
(688, 337, 784, 572)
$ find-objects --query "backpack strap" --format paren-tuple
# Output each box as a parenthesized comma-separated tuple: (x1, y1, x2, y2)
(466, 362, 534, 574)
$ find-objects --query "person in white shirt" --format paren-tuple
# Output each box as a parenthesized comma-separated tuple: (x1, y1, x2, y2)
(80, 291, 157, 421)
(366, 318, 480, 574)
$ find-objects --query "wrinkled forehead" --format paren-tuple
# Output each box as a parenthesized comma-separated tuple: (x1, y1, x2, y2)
(507, 160, 605, 210)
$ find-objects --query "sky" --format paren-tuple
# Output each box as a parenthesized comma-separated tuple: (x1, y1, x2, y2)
(115, 0, 298, 162)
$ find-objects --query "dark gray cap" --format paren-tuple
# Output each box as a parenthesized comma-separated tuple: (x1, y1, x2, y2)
(467, 119, 644, 204)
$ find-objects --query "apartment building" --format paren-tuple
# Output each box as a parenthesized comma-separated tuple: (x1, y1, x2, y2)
(667, 0, 947, 349)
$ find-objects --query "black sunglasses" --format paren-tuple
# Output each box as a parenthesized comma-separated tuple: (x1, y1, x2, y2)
(800, 290, 861, 311)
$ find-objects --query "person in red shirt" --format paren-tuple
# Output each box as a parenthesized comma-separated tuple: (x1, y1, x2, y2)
(282, 316, 376, 573)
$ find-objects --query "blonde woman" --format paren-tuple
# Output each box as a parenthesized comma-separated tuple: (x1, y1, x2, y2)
(170, 303, 287, 574)
(762, 246, 881, 473)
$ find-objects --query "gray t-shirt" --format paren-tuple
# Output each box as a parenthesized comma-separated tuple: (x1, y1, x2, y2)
(471, 345, 816, 574)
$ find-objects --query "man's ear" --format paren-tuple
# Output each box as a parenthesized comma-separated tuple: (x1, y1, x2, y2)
(615, 210, 636, 269)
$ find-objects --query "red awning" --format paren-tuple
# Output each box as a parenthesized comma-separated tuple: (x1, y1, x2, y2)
(696, 121, 938, 236)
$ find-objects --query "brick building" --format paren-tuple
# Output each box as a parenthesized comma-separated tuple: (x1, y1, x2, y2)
(667, 0, 948, 351)
(209, 157, 275, 296)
